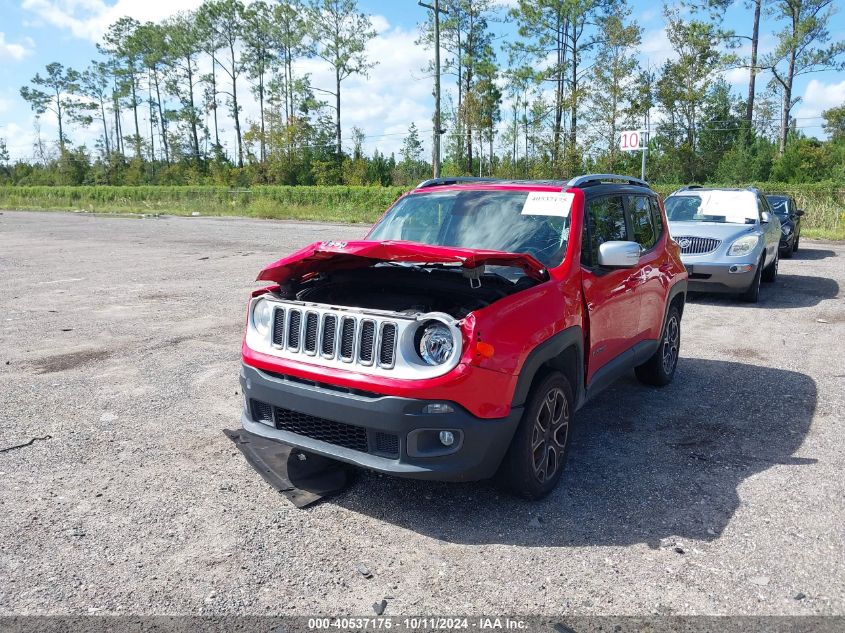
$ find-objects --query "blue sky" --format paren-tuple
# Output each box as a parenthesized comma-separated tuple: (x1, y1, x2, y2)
(1, 0, 844, 161)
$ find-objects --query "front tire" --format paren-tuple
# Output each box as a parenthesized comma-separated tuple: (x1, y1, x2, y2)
(635, 305, 681, 387)
(762, 249, 779, 282)
(496, 372, 573, 500)
(741, 258, 763, 302)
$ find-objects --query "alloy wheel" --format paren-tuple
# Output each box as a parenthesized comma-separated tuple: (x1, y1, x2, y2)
(661, 315, 680, 375)
(530, 387, 570, 483)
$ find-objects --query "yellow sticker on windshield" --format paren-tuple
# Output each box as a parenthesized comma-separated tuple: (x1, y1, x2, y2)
(521, 192, 574, 217)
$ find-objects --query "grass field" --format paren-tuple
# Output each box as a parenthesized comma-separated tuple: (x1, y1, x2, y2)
(0, 183, 842, 238)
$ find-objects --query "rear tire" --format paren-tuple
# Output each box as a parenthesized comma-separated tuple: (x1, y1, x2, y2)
(496, 372, 574, 500)
(741, 259, 763, 303)
(635, 305, 681, 387)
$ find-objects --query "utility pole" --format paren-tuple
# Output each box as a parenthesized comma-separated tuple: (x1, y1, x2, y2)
(419, 0, 448, 178)
(641, 110, 649, 182)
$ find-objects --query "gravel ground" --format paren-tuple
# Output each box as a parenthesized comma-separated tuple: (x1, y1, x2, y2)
(0, 210, 843, 617)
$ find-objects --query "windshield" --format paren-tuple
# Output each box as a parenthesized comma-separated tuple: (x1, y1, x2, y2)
(367, 190, 571, 268)
(766, 196, 791, 216)
(665, 191, 759, 224)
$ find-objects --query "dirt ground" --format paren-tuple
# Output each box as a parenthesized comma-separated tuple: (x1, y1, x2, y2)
(0, 211, 843, 616)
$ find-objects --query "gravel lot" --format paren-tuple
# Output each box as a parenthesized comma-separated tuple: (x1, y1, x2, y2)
(0, 210, 843, 617)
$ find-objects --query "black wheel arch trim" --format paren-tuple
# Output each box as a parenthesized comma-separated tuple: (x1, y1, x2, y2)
(511, 325, 585, 412)
(660, 279, 687, 341)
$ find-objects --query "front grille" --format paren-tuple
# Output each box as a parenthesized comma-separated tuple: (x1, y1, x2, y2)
(250, 400, 274, 425)
(675, 236, 721, 255)
(270, 304, 399, 372)
(271, 308, 286, 346)
(379, 323, 397, 367)
(358, 320, 376, 365)
(287, 309, 302, 350)
(274, 406, 368, 452)
(249, 399, 399, 457)
(321, 314, 338, 357)
(374, 432, 399, 456)
(304, 312, 319, 354)
(339, 317, 355, 361)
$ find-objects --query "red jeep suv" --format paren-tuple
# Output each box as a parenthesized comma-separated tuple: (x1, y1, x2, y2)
(239, 175, 688, 498)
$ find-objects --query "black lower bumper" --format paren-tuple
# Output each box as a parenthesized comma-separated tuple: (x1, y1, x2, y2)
(238, 363, 522, 482)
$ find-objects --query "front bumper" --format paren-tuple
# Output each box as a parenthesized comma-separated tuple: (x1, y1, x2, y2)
(683, 258, 759, 294)
(239, 363, 522, 482)
(779, 233, 795, 252)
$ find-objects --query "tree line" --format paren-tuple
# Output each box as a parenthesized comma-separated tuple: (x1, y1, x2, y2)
(3, 0, 845, 187)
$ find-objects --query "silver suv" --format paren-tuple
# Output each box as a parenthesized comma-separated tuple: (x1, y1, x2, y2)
(664, 186, 781, 303)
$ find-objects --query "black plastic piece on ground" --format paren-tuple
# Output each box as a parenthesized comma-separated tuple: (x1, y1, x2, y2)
(223, 429, 353, 508)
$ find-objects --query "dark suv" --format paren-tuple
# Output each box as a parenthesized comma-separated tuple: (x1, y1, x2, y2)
(766, 194, 805, 257)
(239, 174, 688, 499)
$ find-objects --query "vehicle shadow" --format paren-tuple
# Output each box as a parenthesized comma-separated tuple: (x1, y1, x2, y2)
(790, 247, 837, 261)
(762, 274, 840, 308)
(329, 358, 816, 548)
(688, 273, 839, 309)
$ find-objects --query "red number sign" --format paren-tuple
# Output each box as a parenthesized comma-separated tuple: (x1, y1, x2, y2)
(619, 130, 641, 151)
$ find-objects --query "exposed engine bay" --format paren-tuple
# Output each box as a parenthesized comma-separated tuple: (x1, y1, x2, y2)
(290, 264, 540, 319)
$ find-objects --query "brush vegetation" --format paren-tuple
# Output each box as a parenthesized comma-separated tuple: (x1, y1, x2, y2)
(0, 183, 842, 238)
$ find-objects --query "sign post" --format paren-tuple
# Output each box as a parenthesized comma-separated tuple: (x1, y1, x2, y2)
(619, 129, 649, 181)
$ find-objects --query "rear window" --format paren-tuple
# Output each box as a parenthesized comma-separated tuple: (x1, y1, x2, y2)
(665, 191, 759, 224)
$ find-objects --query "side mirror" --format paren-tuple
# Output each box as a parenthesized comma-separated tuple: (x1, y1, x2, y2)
(598, 241, 641, 268)
(761, 211, 772, 224)
(796, 209, 805, 217)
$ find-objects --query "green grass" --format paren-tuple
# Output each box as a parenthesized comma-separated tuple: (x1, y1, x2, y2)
(803, 227, 845, 241)
(0, 185, 404, 224)
(0, 182, 842, 237)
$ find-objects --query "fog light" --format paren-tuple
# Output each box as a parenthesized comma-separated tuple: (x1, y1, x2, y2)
(729, 264, 754, 274)
(423, 403, 454, 414)
(439, 431, 455, 446)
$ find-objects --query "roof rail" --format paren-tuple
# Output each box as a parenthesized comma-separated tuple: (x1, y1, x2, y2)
(566, 173, 649, 188)
(677, 184, 704, 191)
(416, 176, 500, 189)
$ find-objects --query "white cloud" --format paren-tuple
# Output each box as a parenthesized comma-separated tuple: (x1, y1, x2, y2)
(21, 0, 207, 42)
(795, 78, 845, 122)
(722, 67, 749, 86)
(639, 27, 674, 67)
(5, 7, 439, 160)
(286, 17, 434, 157)
(0, 32, 34, 61)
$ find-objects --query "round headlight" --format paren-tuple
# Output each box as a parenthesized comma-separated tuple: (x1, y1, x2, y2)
(252, 298, 273, 336)
(418, 322, 454, 365)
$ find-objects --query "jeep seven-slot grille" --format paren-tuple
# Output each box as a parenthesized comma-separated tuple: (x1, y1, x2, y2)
(304, 312, 319, 354)
(675, 236, 721, 255)
(249, 398, 399, 458)
(271, 305, 399, 370)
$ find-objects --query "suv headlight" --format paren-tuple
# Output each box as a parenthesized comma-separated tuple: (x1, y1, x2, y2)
(781, 223, 792, 235)
(727, 235, 759, 257)
(251, 298, 273, 336)
(417, 321, 455, 365)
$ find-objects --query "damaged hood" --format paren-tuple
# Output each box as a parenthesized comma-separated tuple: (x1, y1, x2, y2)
(256, 240, 548, 284)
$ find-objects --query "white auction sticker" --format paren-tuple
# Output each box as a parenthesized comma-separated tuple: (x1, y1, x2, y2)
(521, 191, 574, 217)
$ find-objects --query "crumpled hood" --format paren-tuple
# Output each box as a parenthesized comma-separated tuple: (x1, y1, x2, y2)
(256, 240, 548, 284)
